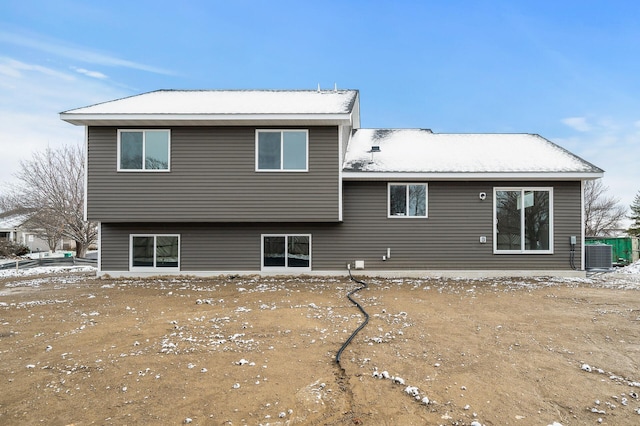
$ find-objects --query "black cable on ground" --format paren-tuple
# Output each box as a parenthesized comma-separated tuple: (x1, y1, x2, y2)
(336, 267, 370, 367)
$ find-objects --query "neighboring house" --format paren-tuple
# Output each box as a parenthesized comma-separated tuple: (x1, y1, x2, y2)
(0, 214, 60, 253)
(60, 89, 603, 277)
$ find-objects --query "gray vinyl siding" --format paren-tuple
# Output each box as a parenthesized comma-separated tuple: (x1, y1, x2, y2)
(102, 222, 325, 272)
(323, 180, 582, 270)
(100, 180, 583, 272)
(87, 126, 340, 222)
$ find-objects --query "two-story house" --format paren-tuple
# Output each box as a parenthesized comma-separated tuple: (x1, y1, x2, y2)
(60, 89, 603, 277)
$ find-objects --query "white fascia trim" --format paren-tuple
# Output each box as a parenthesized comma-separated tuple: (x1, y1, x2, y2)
(342, 172, 604, 181)
(581, 180, 586, 270)
(97, 222, 102, 273)
(350, 92, 361, 129)
(338, 124, 344, 222)
(83, 126, 88, 221)
(60, 113, 353, 126)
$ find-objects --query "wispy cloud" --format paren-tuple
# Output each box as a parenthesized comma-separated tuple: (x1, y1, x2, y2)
(72, 66, 108, 79)
(0, 57, 74, 82)
(0, 30, 164, 186)
(0, 31, 173, 76)
(0, 55, 128, 187)
(561, 116, 591, 132)
(555, 117, 640, 210)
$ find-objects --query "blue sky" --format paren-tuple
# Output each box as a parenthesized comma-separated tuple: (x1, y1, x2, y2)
(1, 0, 639, 212)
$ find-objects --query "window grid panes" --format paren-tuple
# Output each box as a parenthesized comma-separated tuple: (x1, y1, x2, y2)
(257, 130, 308, 171)
(119, 130, 170, 171)
(495, 189, 551, 253)
(131, 235, 179, 269)
(262, 235, 310, 269)
(389, 183, 427, 217)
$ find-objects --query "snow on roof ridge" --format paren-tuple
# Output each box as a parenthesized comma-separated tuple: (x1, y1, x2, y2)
(356, 128, 542, 136)
(344, 129, 604, 174)
(530, 133, 604, 174)
(60, 91, 152, 114)
(152, 88, 358, 93)
(62, 88, 358, 110)
(61, 89, 359, 115)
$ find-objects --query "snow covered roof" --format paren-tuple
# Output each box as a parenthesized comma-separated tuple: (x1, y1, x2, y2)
(0, 214, 27, 230)
(61, 89, 359, 126)
(343, 129, 603, 180)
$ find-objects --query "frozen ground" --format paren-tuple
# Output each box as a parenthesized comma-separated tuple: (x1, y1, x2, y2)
(0, 266, 639, 425)
(1, 258, 639, 283)
(618, 259, 640, 274)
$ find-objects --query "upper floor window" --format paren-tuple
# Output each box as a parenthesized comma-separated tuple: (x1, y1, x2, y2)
(388, 183, 428, 217)
(256, 130, 308, 171)
(118, 130, 170, 171)
(494, 188, 553, 253)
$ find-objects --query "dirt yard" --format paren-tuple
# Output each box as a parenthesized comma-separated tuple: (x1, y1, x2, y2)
(1, 270, 639, 426)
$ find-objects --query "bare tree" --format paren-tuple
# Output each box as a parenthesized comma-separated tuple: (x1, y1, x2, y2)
(24, 210, 66, 252)
(0, 144, 97, 257)
(584, 180, 627, 237)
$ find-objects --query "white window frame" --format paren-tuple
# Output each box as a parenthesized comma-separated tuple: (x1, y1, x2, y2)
(493, 187, 554, 254)
(261, 234, 312, 271)
(129, 234, 180, 271)
(117, 129, 171, 172)
(387, 183, 429, 218)
(255, 129, 309, 172)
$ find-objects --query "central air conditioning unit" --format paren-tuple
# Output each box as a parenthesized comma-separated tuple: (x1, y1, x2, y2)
(585, 244, 613, 270)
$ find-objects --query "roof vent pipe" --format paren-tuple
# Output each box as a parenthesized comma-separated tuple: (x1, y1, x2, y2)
(369, 145, 380, 162)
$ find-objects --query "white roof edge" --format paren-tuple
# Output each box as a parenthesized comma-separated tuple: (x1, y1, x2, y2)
(60, 113, 354, 126)
(341, 171, 604, 180)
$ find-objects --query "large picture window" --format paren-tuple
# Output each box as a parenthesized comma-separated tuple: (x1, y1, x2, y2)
(130, 235, 180, 270)
(494, 188, 553, 253)
(388, 183, 428, 217)
(256, 130, 308, 171)
(262, 234, 311, 270)
(118, 130, 170, 171)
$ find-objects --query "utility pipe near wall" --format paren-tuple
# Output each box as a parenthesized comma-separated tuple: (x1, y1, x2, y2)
(336, 266, 370, 367)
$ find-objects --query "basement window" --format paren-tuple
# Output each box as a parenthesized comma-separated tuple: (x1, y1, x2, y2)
(262, 234, 311, 270)
(130, 234, 180, 271)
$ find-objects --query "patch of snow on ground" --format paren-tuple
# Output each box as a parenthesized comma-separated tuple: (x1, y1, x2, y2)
(618, 259, 640, 274)
(0, 265, 96, 278)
